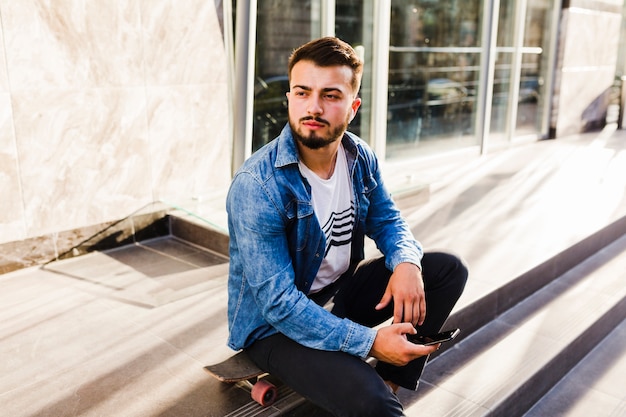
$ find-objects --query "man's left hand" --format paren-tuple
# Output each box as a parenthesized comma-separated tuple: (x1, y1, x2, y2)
(375, 262, 425, 326)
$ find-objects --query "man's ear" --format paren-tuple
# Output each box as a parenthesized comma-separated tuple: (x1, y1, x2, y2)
(349, 97, 361, 122)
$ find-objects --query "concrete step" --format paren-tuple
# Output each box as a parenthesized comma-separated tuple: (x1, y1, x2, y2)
(523, 317, 626, 417)
(397, 233, 626, 416)
(439, 215, 626, 354)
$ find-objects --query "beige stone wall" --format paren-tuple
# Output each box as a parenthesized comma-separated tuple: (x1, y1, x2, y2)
(552, 0, 624, 136)
(0, 0, 231, 245)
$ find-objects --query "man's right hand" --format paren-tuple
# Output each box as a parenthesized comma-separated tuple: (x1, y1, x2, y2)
(369, 323, 439, 366)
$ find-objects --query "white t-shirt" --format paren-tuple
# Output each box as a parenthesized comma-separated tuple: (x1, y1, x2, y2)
(299, 144, 354, 294)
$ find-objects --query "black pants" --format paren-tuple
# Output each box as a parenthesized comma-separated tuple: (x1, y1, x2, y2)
(246, 252, 468, 417)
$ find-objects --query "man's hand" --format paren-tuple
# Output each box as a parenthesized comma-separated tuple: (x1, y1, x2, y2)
(369, 323, 439, 366)
(375, 262, 426, 326)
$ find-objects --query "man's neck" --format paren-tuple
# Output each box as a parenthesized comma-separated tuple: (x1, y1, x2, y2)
(298, 141, 340, 180)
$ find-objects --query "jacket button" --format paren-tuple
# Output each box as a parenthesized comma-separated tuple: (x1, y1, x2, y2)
(315, 253, 320, 258)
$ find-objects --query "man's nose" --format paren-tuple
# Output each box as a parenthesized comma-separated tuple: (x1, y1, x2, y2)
(307, 96, 323, 115)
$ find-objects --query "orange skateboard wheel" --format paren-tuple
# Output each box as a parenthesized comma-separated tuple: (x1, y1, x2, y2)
(251, 379, 278, 406)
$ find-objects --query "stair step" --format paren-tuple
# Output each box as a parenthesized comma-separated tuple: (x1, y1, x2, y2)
(399, 234, 626, 416)
(524, 316, 626, 417)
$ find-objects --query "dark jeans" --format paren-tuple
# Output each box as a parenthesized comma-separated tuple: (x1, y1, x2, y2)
(246, 252, 468, 417)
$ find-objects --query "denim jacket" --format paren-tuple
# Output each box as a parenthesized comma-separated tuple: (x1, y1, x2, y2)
(226, 125, 423, 358)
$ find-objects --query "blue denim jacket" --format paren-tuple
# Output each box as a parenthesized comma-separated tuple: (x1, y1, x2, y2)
(226, 125, 423, 358)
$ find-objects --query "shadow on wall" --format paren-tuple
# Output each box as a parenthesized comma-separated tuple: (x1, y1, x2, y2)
(581, 84, 620, 132)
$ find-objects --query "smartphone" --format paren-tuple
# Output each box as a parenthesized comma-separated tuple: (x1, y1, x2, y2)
(407, 328, 460, 346)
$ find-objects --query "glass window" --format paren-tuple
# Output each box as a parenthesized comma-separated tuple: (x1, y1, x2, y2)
(492, 0, 553, 143)
(240, 0, 557, 159)
(250, 0, 375, 151)
(252, 1, 318, 151)
(386, 0, 482, 160)
(515, 0, 552, 138)
(249, 0, 375, 151)
(335, 0, 374, 144)
(490, 0, 516, 144)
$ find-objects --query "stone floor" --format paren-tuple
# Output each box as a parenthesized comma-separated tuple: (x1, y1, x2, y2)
(2, 125, 626, 416)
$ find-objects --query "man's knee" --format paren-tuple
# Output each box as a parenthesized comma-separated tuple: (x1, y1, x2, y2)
(451, 253, 469, 288)
(431, 251, 469, 292)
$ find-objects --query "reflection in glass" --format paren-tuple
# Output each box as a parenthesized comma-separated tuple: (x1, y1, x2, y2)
(245, 0, 555, 157)
(252, 1, 316, 151)
(515, 0, 551, 138)
(492, 0, 551, 143)
(335, 0, 374, 144)
(386, 0, 481, 159)
(489, 0, 514, 145)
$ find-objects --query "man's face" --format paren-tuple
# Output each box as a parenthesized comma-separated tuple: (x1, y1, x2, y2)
(287, 60, 361, 150)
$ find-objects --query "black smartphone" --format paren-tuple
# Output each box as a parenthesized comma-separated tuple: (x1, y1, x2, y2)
(407, 328, 460, 346)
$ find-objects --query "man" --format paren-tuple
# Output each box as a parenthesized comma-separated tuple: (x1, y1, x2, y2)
(226, 37, 467, 416)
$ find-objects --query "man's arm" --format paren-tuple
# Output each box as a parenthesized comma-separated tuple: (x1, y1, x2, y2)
(355, 145, 434, 363)
(358, 147, 426, 326)
(358, 145, 423, 274)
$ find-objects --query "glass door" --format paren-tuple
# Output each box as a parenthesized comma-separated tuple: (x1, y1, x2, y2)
(514, 0, 554, 139)
(491, 0, 556, 146)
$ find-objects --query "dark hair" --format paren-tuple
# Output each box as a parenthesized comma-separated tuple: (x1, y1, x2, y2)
(288, 37, 363, 93)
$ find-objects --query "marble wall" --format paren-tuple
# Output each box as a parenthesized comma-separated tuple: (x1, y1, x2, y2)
(0, 1, 231, 248)
(553, 0, 624, 136)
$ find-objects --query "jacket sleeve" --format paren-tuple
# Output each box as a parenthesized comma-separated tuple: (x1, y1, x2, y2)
(227, 170, 377, 358)
(358, 145, 423, 272)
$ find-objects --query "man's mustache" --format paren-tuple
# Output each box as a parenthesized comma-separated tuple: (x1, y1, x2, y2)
(300, 116, 330, 125)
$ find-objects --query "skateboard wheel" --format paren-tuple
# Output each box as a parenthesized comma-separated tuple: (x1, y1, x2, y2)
(251, 379, 278, 406)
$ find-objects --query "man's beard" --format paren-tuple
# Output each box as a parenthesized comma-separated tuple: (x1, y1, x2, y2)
(290, 116, 349, 150)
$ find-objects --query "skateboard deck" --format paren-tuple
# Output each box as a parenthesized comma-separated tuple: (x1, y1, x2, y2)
(204, 351, 264, 383)
(204, 351, 279, 406)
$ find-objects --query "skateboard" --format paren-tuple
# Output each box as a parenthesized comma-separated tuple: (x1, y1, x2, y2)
(204, 351, 279, 406)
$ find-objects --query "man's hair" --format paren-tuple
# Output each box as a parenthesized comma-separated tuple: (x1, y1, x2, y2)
(288, 37, 363, 94)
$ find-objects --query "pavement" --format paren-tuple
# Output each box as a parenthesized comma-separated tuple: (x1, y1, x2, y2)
(2, 125, 626, 416)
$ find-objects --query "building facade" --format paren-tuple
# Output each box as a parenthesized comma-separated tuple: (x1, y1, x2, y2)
(0, 0, 624, 271)
(237, 0, 623, 166)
